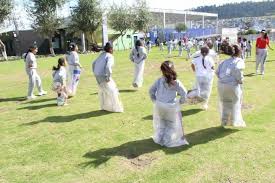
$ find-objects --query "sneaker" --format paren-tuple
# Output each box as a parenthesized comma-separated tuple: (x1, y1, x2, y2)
(38, 91, 47, 96)
(132, 83, 138, 88)
(27, 95, 37, 100)
(202, 104, 209, 111)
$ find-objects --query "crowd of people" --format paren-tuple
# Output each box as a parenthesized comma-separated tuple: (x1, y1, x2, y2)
(23, 30, 272, 148)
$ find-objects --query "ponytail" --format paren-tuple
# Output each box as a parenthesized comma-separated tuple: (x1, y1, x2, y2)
(53, 57, 66, 71)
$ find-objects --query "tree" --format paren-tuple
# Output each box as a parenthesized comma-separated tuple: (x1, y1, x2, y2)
(0, 0, 12, 60)
(175, 23, 187, 33)
(70, 0, 102, 52)
(132, 0, 152, 34)
(29, 0, 65, 56)
(109, 3, 133, 50)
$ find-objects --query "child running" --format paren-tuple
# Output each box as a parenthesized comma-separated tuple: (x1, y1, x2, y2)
(52, 58, 68, 106)
(149, 61, 189, 147)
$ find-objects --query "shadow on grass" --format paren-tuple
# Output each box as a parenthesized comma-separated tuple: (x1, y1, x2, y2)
(244, 73, 256, 77)
(142, 109, 203, 120)
(119, 89, 138, 93)
(17, 103, 57, 111)
(24, 98, 56, 104)
(81, 127, 238, 168)
(23, 110, 112, 125)
(0, 97, 26, 103)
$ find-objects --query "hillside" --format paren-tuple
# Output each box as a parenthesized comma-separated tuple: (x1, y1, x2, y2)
(193, 0, 275, 19)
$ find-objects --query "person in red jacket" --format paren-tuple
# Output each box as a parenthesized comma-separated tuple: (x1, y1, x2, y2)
(256, 30, 273, 75)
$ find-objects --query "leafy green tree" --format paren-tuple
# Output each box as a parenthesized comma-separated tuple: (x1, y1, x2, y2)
(29, 0, 65, 56)
(132, 0, 152, 33)
(70, 0, 102, 52)
(175, 23, 187, 33)
(0, 0, 12, 60)
(109, 3, 133, 50)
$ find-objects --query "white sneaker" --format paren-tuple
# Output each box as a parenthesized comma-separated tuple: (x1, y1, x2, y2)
(38, 91, 47, 96)
(202, 104, 209, 111)
(27, 95, 37, 100)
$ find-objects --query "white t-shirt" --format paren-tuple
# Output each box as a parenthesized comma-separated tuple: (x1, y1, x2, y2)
(25, 52, 37, 71)
(53, 66, 67, 85)
(192, 55, 215, 77)
(67, 51, 80, 66)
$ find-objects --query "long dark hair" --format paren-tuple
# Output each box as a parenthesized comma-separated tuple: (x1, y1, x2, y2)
(104, 42, 113, 53)
(135, 40, 142, 58)
(201, 47, 209, 69)
(227, 44, 242, 57)
(69, 43, 77, 51)
(264, 33, 268, 39)
(53, 57, 66, 71)
(161, 61, 177, 86)
(24, 45, 37, 59)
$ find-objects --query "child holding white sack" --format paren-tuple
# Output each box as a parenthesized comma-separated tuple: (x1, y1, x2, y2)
(92, 42, 124, 113)
(52, 58, 68, 106)
(130, 40, 148, 88)
(149, 61, 189, 148)
(188, 46, 215, 110)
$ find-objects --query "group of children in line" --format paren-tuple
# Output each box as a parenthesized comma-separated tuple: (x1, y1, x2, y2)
(24, 30, 273, 147)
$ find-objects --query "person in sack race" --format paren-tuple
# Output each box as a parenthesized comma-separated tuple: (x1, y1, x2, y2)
(92, 42, 124, 113)
(52, 57, 68, 106)
(24, 45, 47, 100)
(149, 61, 189, 148)
(66, 43, 82, 97)
(188, 46, 215, 110)
(255, 30, 273, 75)
(129, 40, 148, 88)
(216, 45, 246, 127)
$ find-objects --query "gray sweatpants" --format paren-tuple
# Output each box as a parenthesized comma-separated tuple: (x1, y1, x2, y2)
(27, 69, 42, 97)
(256, 48, 267, 74)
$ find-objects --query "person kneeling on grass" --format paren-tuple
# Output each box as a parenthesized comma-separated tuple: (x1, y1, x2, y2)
(52, 58, 68, 106)
(149, 61, 189, 147)
(92, 42, 124, 113)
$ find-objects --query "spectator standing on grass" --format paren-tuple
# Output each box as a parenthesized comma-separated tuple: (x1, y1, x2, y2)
(24, 45, 47, 100)
(256, 30, 274, 75)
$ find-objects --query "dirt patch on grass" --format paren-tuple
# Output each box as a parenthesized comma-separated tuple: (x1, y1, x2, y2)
(123, 154, 157, 170)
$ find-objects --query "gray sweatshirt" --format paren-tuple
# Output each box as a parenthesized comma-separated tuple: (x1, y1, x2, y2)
(92, 52, 114, 84)
(149, 77, 187, 104)
(216, 57, 245, 86)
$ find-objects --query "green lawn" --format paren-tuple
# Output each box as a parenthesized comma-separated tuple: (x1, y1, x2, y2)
(0, 46, 275, 183)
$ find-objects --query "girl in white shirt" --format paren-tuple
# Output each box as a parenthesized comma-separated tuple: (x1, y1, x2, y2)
(66, 43, 82, 97)
(130, 40, 148, 88)
(24, 45, 47, 100)
(149, 61, 189, 147)
(52, 58, 68, 106)
(190, 47, 215, 110)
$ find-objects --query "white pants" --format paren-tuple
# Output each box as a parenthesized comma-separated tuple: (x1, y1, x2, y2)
(153, 101, 188, 147)
(178, 48, 183, 57)
(133, 61, 145, 87)
(218, 83, 246, 127)
(67, 65, 81, 96)
(256, 48, 267, 74)
(97, 77, 124, 113)
(168, 47, 172, 55)
(26, 69, 43, 97)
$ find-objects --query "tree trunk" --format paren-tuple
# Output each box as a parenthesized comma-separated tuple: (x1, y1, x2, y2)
(81, 32, 86, 53)
(49, 38, 55, 56)
(0, 39, 8, 61)
(121, 32, 126, 50)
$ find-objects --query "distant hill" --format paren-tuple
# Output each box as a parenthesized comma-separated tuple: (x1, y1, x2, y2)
(193, 1, 275, 19)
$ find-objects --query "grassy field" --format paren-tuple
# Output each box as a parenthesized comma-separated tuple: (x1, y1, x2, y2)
(0, 46, 275, 183)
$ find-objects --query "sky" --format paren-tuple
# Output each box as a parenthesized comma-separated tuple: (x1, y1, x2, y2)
(0, 0, 265, 32)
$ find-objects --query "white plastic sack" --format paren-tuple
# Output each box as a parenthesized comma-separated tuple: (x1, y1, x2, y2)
(133, 61, 145, 87)
(98, 78, 124, 113)
(218, 83, 246, 127)
(153, 101, 188, 147)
